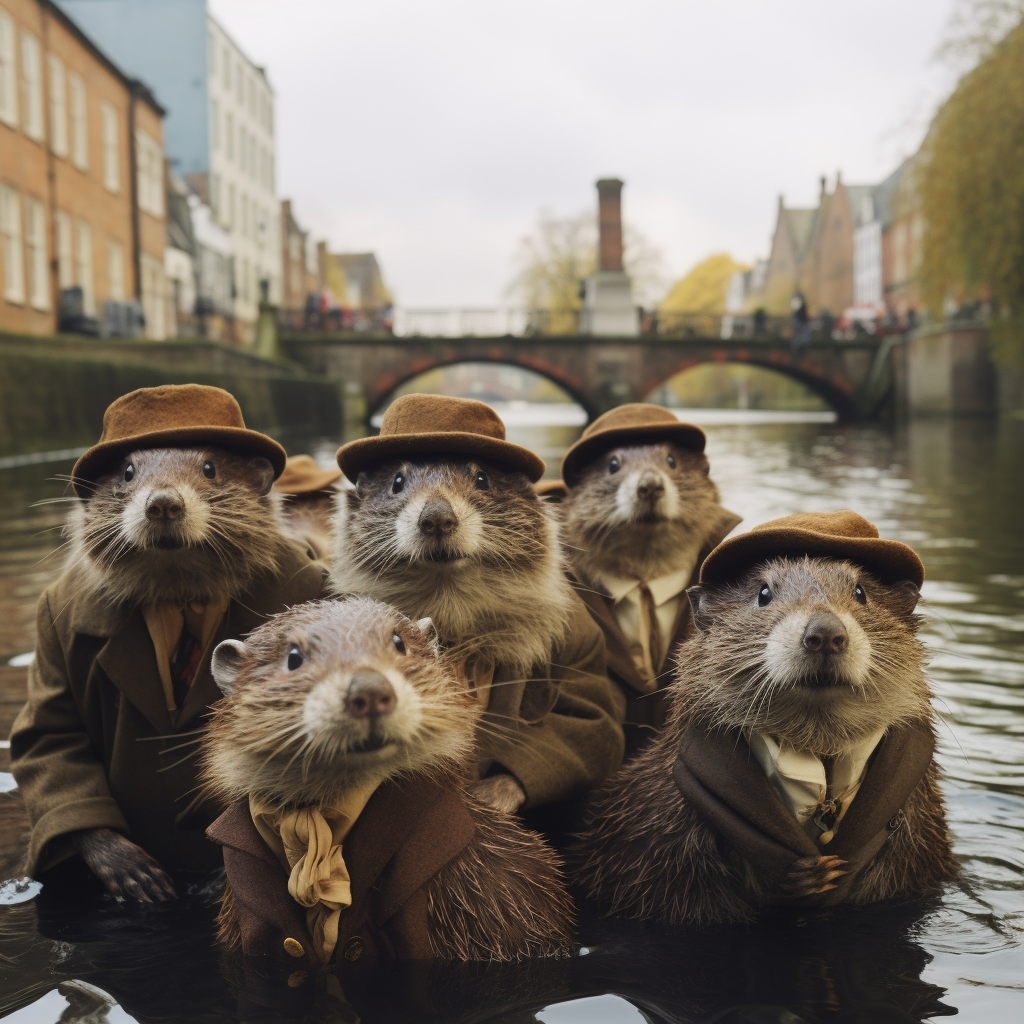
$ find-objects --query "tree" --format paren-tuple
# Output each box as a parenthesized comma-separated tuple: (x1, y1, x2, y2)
(660, 254, 748, 315)
(507, 211, 666, 332)
(919, 3, 1024, 359)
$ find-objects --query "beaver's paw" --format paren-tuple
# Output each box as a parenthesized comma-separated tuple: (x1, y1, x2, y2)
(467, 774, 526, 815)
(779, 854, 847, 898)
(72, 828, 177, 902)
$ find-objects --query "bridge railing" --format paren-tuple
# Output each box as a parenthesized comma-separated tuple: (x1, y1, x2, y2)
(277, 306, 894, 342)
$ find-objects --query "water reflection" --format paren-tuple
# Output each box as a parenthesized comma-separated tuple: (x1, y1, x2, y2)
(0, 413, 1022, 1021)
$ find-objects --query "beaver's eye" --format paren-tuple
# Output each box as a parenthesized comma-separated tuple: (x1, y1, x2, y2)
(123, 463, 135, 483)
(287, 646, 303, 671)
(475, 471, 489, 490)
(392, 472, 405, 494)
(855, 584, 866, 605)
(393, 633, 406, 654)
(608, 456, 620, 474)
(757, 584, 773, 607)
(666, 453, 677, 468)
(203, 460, 216, 479)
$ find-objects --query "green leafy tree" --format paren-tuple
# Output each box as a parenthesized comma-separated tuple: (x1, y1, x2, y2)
(919, 2, 1024, 359)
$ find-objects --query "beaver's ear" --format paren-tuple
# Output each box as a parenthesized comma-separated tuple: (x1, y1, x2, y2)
(414, 617, 439, 653)
(247, 457, 275, 496)
(686, 586, 712, 631)
(887, 580, 921, 619)
(212, 640, 247, 695)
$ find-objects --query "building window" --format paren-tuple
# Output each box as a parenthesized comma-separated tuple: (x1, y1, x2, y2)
(20, 30, 43, 141)
(248, 74, 255, 116)
(227, 182, 235, 229)
(56, 210, 73, 288)
(249, 132, 257, 179)
(210, 97, 219, 149)
(107, 239, 125, 301)
(211, 172, 221, 217)
(222, 46, 230, 90)
(225, 110, 233, 160)
(238, 124, 245, 171)
(0, 7, 18, 128)
(235, 59, 243, 104)
(135, 129, 164, 217)
(101, 102, 119, 193)
(48, 54, 67, 157)
(208, 31, 216, 77)
(25, 197, 48, 310)
(140, 253, 165, 339)
(69, 73, 87, 169)
(240, 192, 248, 239)
(241, 256, 250, 302)
(75, 220, 94, 315)
(0, 185, 25, 303)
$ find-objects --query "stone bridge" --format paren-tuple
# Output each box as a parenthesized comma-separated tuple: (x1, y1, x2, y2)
(278, 332, 893, 422)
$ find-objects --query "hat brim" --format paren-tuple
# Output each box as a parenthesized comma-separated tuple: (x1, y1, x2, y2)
(337, 431, 546, 483)
(561, 421, 706, 486)
(699, 526, 925, 588)
(275, 468, 343, 495)
(72, 426, 288, 498)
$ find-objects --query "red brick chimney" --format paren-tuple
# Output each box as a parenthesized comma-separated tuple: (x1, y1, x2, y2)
(596, 178, 624, 272)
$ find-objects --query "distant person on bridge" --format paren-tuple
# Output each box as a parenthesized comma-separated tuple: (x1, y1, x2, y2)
(790, 293, 811, 362)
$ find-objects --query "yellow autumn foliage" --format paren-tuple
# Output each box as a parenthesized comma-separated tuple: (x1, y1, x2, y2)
(661, 254, 748, 315)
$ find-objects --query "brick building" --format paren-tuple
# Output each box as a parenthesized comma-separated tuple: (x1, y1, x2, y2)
(0, 0, 165, 337)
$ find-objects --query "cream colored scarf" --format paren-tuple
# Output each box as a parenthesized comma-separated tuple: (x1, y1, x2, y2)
(250, 783, 377, 962)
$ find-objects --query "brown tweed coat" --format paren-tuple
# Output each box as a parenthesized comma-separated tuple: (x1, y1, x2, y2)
(10, 543, 327, 876)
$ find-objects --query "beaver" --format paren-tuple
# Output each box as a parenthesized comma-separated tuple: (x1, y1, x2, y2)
(274, 453, 343, 560)
(11, 384, 326, 904)
(202, 597, 575, 963)
(573, 512, 957, 926)
(331, 394, 624, 817)
(559, 404, 740, 739)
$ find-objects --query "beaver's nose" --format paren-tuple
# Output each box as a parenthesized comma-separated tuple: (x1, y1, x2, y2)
(146, 489, 184, 521)
(346, 669, 397, 718)
(418, 497, 458, 536)
(803, 611, 849, 654)
(637, 471, 665, 499)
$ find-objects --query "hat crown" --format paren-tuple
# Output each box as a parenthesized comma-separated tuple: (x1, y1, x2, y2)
(580, 403, 680, 441)
(379, 394, 506, 441)
(99, 384, 246, 444)
(752, 510, 879, 541)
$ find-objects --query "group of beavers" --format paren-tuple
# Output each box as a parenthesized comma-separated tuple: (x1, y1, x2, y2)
(9, 383, 957, 970)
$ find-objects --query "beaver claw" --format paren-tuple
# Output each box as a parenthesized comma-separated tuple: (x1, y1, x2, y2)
(467, 774, 526, 815)
(780, 854, 847, 897)
(72, 828, 177, 902)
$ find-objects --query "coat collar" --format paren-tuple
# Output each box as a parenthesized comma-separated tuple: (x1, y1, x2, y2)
(672, 718, 935, 899)
(571, 506, 741, 696)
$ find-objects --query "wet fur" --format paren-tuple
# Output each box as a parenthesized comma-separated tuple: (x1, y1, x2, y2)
(65, 447, 290, 606)
(574, 556, 957, 925)
(202, 598, 574, 959)
(562, 443, 726, 585)
(331, 459, 574, 676)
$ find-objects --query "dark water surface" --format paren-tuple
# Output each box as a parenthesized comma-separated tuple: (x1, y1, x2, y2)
(0, 414, 1022, 1024)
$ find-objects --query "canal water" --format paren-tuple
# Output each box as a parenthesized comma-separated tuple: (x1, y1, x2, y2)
(0, 409, 1022, 1023)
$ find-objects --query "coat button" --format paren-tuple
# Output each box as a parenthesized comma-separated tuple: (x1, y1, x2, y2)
(342, 937, 364, 961)
(287, 970, 308, 988)
(283, 937, 305, 958)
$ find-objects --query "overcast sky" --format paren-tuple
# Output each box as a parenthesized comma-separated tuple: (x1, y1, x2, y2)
(209, 0, 959, 307)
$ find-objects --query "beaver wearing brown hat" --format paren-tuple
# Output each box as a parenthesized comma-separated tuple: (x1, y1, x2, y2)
(574, 511, 957, 925)
(332, 394, 624, 817)
(10, 385, 327, 902)
(559, 404, 740, 748)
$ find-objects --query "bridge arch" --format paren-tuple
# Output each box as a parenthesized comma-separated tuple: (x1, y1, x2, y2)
(367, 354, 599, 420)
(641, 349, 858, 419)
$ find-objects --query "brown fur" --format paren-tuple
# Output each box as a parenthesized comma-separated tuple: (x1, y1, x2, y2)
(331, 458, 574, 676)
(574, 555, 957, 926)
(65, 446, 291, 607)
(201, 597, 574, 959)
(280, 490, 337, 560)
(562, 442, 726, 585)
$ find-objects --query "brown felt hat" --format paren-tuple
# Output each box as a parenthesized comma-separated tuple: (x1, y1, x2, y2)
(336, 394, 546, 482)
(561, 403, 706, 486)
(699, 510, 925, 587)
(274, 454, 343, 495)
(72, 384, 287, 497)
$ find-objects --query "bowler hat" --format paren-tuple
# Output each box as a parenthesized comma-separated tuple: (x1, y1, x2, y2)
(699, 510, 925, 587)
(561, 404, 706, 486)
(72, 384, 287, 498)
(274, 454, 343, 495)
(336, 394, 546, 482)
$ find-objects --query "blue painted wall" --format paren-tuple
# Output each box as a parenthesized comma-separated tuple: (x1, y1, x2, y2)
(55, 0, 210, 175)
